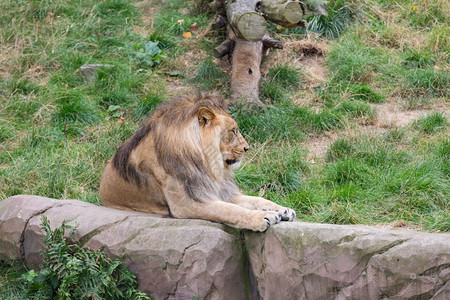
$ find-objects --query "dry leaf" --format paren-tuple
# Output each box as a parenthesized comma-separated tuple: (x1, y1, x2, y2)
(190, 22, 199, 33)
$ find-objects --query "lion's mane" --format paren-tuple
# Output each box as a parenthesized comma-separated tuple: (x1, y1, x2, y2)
(112, 93, 240, 202)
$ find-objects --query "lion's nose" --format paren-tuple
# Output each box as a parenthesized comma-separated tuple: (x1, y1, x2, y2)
(244, 146, 249, 152)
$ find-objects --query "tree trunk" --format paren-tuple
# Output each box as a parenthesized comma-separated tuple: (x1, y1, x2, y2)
(225, 0, 267, 42)
(230, 39, 264, 107)
(262, 0, 304, 28)
(213, 37, 234, 58)
(214, 0, 326, 107)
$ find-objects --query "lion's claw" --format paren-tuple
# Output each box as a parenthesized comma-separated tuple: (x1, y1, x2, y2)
(257, 211, 281, 231)
(280, 207, 296, 221)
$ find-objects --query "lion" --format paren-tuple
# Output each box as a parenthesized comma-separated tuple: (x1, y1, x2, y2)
(99, 93, 296, 231)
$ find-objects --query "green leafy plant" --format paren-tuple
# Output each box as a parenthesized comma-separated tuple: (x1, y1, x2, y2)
(106, 105, 123, 120)
(22, 216, 150, 299)
(135, 41, 166, 68)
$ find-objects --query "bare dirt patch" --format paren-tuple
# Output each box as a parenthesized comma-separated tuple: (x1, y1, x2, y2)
(304, 132, 337, 161)
(374, 100, 450, 127)
(305, 102, 449, 160)
(132, 0, 160, 36)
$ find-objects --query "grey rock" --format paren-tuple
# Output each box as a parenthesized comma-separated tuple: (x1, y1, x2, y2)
(0, 195, 56, 259)
(1, 195, 449, 299)
(0, 195, 248, 300)
(245, 222, 450, 300)
(77, 64, 114, 80)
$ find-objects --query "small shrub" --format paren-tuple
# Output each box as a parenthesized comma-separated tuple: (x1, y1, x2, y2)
(149, 31, 176, 49)
(22, 216, 150, 299)
(414, 112, 448, 134)
(135, 41, 166, 68)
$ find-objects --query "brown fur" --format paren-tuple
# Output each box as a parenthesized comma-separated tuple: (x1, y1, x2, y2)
(100, 93, 296, 231)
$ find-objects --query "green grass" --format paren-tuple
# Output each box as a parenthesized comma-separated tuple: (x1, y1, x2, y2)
(261, 64, 303, 102)
(0, 260, 29, 300)
(194, 57, 228, 90)
(237, 132, 449, 230)
(154, 9, 210, 36)
(348, 84, 386, 103)
(232, 101, 346, 144)
(414, 112, 449, 134)
(306, 0, 358, 39)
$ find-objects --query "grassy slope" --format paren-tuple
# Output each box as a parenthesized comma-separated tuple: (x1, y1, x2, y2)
(0, 0, 448, 234)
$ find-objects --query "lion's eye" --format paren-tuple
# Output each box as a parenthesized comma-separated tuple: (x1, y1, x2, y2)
(231, 129, 236, 135)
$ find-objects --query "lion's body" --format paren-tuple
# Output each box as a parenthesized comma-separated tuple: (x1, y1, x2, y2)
(100, 93, 295, 231)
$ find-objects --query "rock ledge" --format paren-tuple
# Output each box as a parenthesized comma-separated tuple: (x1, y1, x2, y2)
(1, 195, 449, 300)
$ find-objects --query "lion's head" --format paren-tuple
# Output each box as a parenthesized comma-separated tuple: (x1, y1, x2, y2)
(148, 93, 247, 201)
(197, 103, 249, 171)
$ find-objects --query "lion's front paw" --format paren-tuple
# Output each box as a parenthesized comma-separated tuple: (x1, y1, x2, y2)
(280, 207, 296, 221)
(252, 211, 281, 232)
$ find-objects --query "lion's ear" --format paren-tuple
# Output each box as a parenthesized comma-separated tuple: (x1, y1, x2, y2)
(198, 107, 215, 126)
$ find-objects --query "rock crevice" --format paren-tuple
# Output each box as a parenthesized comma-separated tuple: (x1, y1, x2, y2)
(1, 195, 449, 300)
